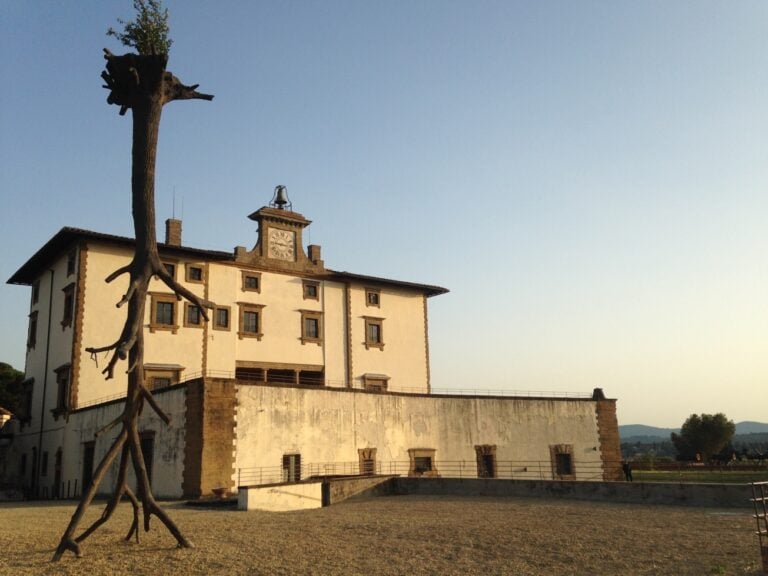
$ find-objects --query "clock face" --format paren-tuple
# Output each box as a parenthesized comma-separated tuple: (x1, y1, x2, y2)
(268, 228, 295, 261)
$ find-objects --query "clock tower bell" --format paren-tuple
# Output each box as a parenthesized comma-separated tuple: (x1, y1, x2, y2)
(234, 186, 325, 273)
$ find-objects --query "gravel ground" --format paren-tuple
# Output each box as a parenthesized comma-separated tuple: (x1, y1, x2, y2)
(0, 495, 761, 576)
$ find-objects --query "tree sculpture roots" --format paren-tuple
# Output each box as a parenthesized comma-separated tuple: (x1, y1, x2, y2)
(52, 50, 213, 562)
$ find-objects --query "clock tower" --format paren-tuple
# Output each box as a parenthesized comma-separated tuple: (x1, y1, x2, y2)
(234, 186, 325, 273)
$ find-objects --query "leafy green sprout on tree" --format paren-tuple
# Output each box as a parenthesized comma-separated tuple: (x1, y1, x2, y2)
(107, 0, 173, 55)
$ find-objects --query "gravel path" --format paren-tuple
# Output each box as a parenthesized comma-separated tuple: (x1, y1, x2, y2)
(0, 495, 761, 575)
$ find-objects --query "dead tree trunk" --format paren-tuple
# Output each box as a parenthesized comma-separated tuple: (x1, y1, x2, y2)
(52, 50, 213, 561)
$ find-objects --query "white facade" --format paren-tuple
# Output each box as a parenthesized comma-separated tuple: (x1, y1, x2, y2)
(3, 203, 621, 499)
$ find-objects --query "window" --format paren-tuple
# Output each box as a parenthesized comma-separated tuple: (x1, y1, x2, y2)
(144, 366, 182, 390)
(20, 380, 33, 424)
(162, 262, 176, 279)
(20, 453, 27, 477)
(184, 303, 203, 328)
(149, 293, 178, 333)
(475, 445, 497, 479)
(41, 451, 49, 477)
(53, 364, 71, 416)
(82, 442, 95, 492)
(213, 306, 231, 331)
(238, 303, 265, 340)
(364, 317, 384, 350)
(363, 373, 389, 392)
(365, 288, 380, 307)
(302, 280, 320, 300)
(185, 264, 205, 284)
(241, 271, 261, 293)
(153, 377, 172, 388)
(27, 311, 38, 349)
(358, 448, 377, 475)
(66, 250, 77, 276)
(550, 444, 575, 480)
(282, 453, 301, 483)
(140, 432, 155, 485)
(300, 311, 323, 345)
(61, 283, 75, 329)
(31, 280, 40, 305)
(408, 448, 438, 477)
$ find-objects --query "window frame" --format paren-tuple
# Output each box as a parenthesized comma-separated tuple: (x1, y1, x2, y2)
(149, 292, 179, 333)
(474, 445, 498, 479)
(282, 453, 302, 483)
(358, 448, 377, 476)
(365, 288, 381, 308)
(53, 364, 71, 417)
(362, 373, 389, 392)
(185, 263, 205, 284)
(144, 367, 182, 391)
(183, 302, 204, 329)
(241, 271, 262, 293)
(408, 448, 438, 477)
(238, 303, 265, 340)
(213, 306, 231, 331)
(363, 316, 385, 350)
(27, 311, 38, 349)
(61, 283, 75, 329)
(302, 280, 320, 301)
(66, 249, 77, 277)
(550, 444, 576, 480)
(300, 310, 323, 346)
(31, 280, 40, 305)
(162, 261, 177, 280)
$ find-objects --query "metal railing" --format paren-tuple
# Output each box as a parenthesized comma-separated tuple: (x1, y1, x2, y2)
(236, 459, 613, 487)
(76, 370, 592, 409)
(751, 481, 768, 574)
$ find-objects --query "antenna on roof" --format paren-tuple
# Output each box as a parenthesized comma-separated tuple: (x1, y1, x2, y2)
(172, 187, 176, 219)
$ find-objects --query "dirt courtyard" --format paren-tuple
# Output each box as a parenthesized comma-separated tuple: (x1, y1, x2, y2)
(0, 495, 761, 575)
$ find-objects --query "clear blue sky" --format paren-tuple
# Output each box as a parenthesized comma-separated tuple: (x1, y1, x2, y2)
(1, 1, 766, 427)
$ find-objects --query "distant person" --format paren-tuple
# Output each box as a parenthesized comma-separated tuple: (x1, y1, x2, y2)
(622, 460, 633, 482)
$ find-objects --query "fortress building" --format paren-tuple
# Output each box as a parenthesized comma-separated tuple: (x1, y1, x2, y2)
(3, 190, 621, 498)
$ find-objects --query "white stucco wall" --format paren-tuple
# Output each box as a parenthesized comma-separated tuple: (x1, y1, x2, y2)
(238, 481, 324, 511)
(24, 251, 78, 432)
(78, 244, 133, 404)
(59, 386, 187, 499)
(234, 385, 602, 483)
(348, 286, 429, 392)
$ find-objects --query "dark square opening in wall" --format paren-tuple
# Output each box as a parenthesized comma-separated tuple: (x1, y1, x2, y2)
(555, 453, 573, 476)
(282, 454, 301, 483)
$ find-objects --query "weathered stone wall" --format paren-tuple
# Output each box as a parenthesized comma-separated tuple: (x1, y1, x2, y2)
(392, 477, 752, 508)
(234, 384, 606, 488)
(595, 398, 623, 481)
(61, 386, 187, 499)
(183, 378, 237, 498)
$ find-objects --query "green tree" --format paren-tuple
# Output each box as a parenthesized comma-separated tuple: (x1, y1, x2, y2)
(0, 362, 24, 415)
(107, 0, 172, 55)
(671, 413, 736, 461)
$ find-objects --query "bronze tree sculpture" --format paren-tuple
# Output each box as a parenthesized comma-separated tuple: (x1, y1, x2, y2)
(53, 1, 213, 560)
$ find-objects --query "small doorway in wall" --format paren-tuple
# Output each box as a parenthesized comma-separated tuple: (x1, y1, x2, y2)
(140, 432, 155, 487)
(282, 453, 301, 483)
(475, 445, 497, 478)
(358, 448, 377, 475)
(550, 444, 575, 480)
(54, 448, 63, 498)
(82, 442, 95, 495)
(407, 448, 438, 477)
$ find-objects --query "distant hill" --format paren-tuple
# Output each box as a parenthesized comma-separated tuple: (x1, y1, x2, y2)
(736, 421, 768, 434)
(620, 421, 768, 442)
